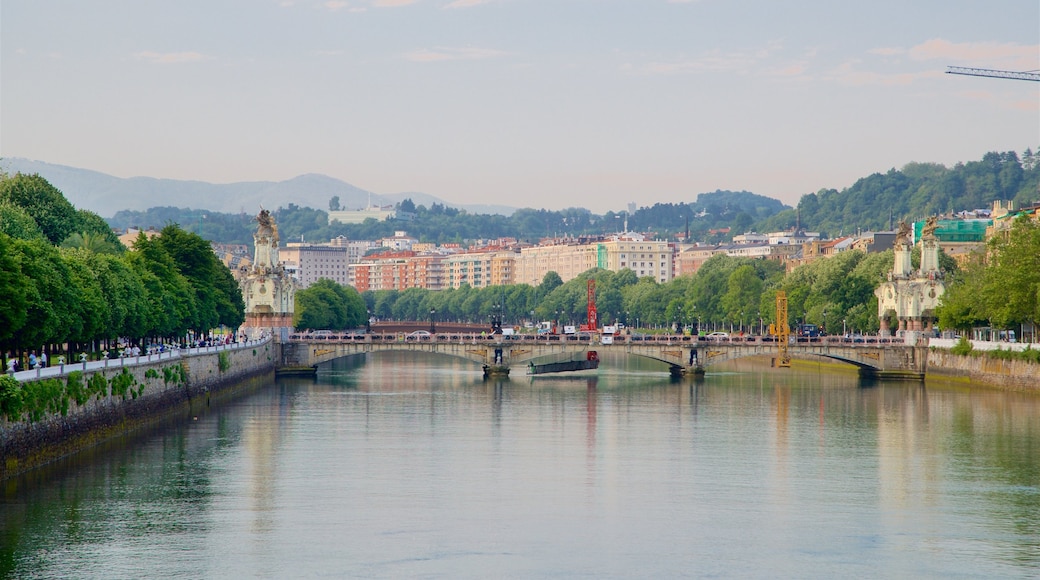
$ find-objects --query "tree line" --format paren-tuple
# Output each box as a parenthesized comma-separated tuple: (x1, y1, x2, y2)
(296, 246, 953, 336)
(0, 173, 245, 366)
(937, 216, 1040, 334)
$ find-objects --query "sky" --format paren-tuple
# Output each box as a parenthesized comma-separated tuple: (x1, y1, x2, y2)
(1, 0, 1038, 213)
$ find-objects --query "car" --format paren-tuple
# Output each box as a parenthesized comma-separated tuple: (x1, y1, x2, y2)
(706, 332, 729, 338)
(409, 330, 431, 336)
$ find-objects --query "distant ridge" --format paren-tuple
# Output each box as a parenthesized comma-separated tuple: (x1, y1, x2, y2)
(0, 158, 517, 218)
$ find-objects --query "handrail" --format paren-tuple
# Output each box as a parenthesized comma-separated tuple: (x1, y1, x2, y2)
(7, 337, 273, 383)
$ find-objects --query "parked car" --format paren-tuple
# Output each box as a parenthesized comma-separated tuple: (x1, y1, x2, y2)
(706, 332, 729, 339)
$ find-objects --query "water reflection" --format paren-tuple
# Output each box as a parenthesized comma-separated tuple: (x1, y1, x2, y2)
(1, 354, 1038, 577)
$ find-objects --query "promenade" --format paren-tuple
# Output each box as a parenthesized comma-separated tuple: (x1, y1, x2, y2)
(7, 338, 270, 383)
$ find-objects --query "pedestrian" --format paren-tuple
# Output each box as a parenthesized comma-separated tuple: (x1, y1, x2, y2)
(6, 357, 15, 374)
(39, 352, 47, 367)
(29, 351, 37, 369)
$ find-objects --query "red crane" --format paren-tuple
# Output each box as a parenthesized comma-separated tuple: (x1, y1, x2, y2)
(579, 279, 598, 332)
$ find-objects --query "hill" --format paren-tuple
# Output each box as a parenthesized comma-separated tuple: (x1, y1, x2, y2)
(755, 150, 1040, 236)
(0, 158, 516, 218)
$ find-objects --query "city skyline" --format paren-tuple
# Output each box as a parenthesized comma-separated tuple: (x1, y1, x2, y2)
(2, 0, 1037, 213)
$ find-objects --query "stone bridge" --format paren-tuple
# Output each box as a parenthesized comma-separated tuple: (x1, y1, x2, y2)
(278, 333, 927, 380)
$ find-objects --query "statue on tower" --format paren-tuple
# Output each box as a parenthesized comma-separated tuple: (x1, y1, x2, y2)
(894, 220, 913, 247)
(239, 205, 295, 340)
(252, 206, 280, 274)
(921, 215, 939, 241)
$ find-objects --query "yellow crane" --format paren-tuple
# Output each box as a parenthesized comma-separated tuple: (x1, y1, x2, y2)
(768, 291, 791, 368)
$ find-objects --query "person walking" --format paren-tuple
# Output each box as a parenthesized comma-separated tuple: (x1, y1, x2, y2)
(39, 351, 48, 368)
(29, 351, 37, 369)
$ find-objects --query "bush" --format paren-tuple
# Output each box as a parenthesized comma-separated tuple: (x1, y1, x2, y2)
(950, 336, 973, 356)
(0, 375, 23, 420)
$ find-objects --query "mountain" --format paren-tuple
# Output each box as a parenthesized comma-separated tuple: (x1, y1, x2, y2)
(0, 158, 517, 217)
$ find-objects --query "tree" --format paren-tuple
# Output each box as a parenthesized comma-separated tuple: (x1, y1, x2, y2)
(0, 233, 30, 346)
(981, 217, 1040, 328)
(329, 196, 341, 211)
(539, 271, 563, 297)
(0, 202, 45, 241)
(0, 173, 78, 245)
(126, 232, 198, 339)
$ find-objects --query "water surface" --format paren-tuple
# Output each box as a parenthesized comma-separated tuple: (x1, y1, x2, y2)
(2, 353, 1038, 578)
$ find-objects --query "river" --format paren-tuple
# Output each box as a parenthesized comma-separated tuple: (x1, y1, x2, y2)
(2, 352, 1038, 578)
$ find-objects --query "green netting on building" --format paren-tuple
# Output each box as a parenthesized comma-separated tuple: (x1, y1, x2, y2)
(913, 219, 990, 243)
(597, 244, 608, 269)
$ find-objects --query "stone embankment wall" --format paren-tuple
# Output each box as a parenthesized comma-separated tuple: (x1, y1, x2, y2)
(1, 341, 276, 480)
(927, 349, 1040, 391)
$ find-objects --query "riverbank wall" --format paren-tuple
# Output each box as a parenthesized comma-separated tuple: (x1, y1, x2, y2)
(1, 340, 276, 481)
(926, 349, 1040, 391)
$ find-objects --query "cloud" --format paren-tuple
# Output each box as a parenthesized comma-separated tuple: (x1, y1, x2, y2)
(405, 46, 507, 62)
(444, 0, 491, 8)
(324, 0, 350, 10)
(134, 51, 210, 64)
(907, 38, 1039, 71)
(374, 0, 418, 6)
(868, 47, 904, 57)
(826, 60, 938, 87)
(638, 40, 784, 76)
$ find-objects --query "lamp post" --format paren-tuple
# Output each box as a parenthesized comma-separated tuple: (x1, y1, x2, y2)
(740, 310, 744, 335)
(823, 310, 827, 336)
(758, 311, 762, 336)
(366, 309, 372, 334)
(843, 318, 847, 336)
(430, 308, 436, 334)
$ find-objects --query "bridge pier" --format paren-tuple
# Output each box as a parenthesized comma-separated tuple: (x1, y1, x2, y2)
(483, 364, 510, 378)
(858, 368, 924, 381)
(669, 364, 704, 378)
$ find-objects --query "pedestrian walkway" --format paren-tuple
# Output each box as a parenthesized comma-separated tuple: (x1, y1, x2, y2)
(6, 338, 271, 383)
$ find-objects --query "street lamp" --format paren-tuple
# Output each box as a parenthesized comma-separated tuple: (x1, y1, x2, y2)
(366, 309, 372, 333)
(758, 311, 762, 336)
(843, 318, 847, 336)
(430, 308, 436, 334)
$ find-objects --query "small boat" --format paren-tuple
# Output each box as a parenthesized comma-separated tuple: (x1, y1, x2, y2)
(527, 351, 599, 375)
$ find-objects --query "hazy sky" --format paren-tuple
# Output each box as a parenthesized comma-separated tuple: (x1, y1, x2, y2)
(2, 1, 1037, 213)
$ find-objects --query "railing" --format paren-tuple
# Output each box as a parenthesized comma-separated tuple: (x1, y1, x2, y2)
(289, 332, 903, 347)
(7, 338, 272, 383)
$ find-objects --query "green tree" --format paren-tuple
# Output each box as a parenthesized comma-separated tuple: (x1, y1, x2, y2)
(0, 173, 78, 245)
(156, 225, 245, 332)
(981, 217, 1040, 328)
(0, 233, 30, 346)
(0, 202, 45, 241)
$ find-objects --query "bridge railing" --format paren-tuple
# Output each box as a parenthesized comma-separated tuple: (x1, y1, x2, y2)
(289, 332, 903, 347)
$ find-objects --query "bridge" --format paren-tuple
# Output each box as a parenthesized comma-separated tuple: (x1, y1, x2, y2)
(278, 332, 927, 380)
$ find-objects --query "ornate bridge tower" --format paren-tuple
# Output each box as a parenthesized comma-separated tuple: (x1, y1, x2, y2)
(875, 217, 945, 341)
(239, 207, 296, 340)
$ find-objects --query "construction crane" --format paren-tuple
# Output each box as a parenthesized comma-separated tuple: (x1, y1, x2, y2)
(768, 291, 791, 368)
(579, 279, 598, 332)
(946, 66, 1040, 82)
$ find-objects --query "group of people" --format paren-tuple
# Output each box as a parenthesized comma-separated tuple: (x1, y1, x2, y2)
(6, 350, 48, 374)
